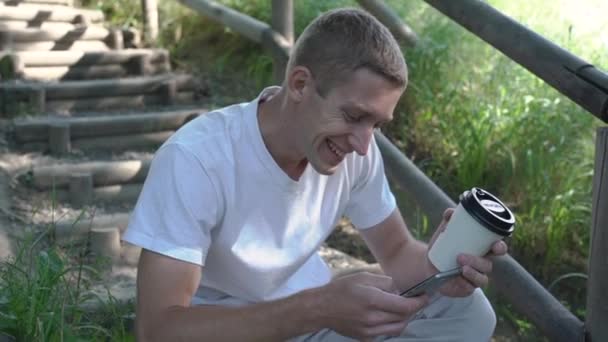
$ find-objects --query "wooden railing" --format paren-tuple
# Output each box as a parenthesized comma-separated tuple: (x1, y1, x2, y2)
(161, 0, 607, 340)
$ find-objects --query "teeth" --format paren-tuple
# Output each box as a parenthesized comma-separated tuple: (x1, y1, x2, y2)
(328, 140, 344, 158)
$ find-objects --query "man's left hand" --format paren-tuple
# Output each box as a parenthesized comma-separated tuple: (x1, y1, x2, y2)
(428, 208, 509, 297)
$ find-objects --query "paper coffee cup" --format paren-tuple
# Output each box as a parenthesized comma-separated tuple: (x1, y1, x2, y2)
(428, 187, 515, 271)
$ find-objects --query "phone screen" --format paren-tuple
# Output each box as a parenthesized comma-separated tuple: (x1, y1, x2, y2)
(400, 267, 463, 297)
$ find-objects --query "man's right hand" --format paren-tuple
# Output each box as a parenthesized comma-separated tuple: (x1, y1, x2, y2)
(312, 272, 429, 340)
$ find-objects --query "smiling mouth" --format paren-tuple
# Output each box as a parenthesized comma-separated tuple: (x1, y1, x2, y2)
(327, 139, 345, 159)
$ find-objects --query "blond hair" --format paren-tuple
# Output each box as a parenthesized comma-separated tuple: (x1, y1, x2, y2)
(287, 8, 408, 96)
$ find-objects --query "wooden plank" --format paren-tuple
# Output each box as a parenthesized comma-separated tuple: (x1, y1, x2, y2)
(0, 20, 77, 31)
(43, 91, 195, 113)
(141, 0, 158, 43)
(14, 109, 203, 142)
(586, 127, 608, 342)
(18, 62, 170, 81)
(7, 40, 110, 51)
(2, 74, 195, 99)
(0, 3, 104, 22)
(1, 26, 110, 42)
(23, 130, 174, 151)
(32, 158, 152, 189)
(179, 0, 268, 43)
(271, 0, 292, 83)
(8, 49, 168, 66)
(1, 0, 72, 6)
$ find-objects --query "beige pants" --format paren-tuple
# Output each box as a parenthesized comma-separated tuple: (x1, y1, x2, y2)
(289, 288, 496, 342)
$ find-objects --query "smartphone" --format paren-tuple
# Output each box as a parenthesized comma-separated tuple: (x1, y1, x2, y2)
(400, 267, 463, 297)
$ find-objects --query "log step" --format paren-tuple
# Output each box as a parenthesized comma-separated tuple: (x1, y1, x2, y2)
(1, 0, 74, 7)
(11, 63, 171, 81)
(0, 25, 114, 45)
(0, 73, 201, 115)
(0, 39, 110, 51)
(0, 49, 171, 80)
(1, 73, 196, 99)
(0, 20, 78, 31)
(0, 3, 104, 23)
(14, 108, 205, 142)
(31, 158, 152, 189)
(4, 49, 169, 67)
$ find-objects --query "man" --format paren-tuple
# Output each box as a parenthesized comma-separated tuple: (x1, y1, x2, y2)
(123, 7, 507, 341)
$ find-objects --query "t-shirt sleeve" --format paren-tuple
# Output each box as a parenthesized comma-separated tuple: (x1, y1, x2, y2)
(343, 135, 397, 230)
(122, 143, 222, 266)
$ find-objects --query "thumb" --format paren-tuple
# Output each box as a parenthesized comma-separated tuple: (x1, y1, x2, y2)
(351, 272, 397, 293)
(429, 208, 454, 247)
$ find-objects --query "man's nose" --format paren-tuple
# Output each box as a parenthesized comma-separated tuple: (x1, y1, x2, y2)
(348, 124, 374, 156)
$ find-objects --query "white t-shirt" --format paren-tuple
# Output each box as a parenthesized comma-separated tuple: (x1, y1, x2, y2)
(123, 87, 397, 306)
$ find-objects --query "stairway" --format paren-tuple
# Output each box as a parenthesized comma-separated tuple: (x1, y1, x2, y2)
(0, 0, 375, 319)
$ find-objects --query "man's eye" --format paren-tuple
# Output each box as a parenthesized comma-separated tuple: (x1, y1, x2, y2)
(343, 112, 360, 122)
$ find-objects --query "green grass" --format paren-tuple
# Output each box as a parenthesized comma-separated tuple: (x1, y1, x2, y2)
(0, 228, 134, 341)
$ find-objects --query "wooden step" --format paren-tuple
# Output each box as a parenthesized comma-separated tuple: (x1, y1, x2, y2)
(0, 39, 110, 51)
(4, 49, 169, 67)
(0, 25, 111, 42)
(1, 0, 73, 7)
(0, 3, 104, 23)
(0, 26, 122, 51)
(0, 73, 201, 115)
(14, 108, 206, 142)
(13, 63, 170, 81)
(0, 49, 171, 80)
(31, 158, 153, 190)
(2, 73, 196, 99)
(0, 20, 78, 31)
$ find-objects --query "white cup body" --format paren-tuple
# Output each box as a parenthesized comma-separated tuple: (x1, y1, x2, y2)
(428, 203, 504, 271)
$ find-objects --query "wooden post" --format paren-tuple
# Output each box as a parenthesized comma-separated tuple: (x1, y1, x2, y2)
(28, 87, 45, 113)
(141, 0, 159, 44)
(48, 121, 71, 155)
(160, 79, 177, 105)
(0, 32, 12, 50)
(271, 0, 293, 84)
(132, 54, 152, 76)
(69, 172, 93, 208)
(106, 29, 124, 50)
(586, 127, 608, 341)
(89, 227, 121, 264)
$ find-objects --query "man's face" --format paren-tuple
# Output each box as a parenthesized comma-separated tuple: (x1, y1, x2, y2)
(299, 68, 404, 175)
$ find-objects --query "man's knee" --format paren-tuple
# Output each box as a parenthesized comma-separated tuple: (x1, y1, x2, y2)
(464, 288, 497, 339)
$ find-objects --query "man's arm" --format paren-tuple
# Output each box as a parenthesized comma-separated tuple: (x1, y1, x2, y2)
(136, 248, 429, 341)
(358, 208, 434, 292)
(135, 249, 321, 341)
(359, 208, 507, 296)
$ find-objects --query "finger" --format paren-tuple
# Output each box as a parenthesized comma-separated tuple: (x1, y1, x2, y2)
(362, 310, 411, 327)
(443, 207, 455, 221)
(430, 208, 455, 245)
(457, 254, 493, 274)
(351, 272, 397, 293)
(369, 291, 429, 315)
(490, 240, 508, 255)
(461, 265, 489, 288)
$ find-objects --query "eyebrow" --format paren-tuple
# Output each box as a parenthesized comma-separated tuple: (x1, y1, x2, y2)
(340, 103, 393, 124)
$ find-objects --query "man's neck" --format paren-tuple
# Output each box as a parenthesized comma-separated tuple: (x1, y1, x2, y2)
(257, 88, 308, 180)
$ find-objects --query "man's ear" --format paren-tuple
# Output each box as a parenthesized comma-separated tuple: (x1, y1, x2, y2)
(286, 66, 313, 103)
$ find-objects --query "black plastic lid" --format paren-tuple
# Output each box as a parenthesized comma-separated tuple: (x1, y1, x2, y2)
(459, 187, 515, 237)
